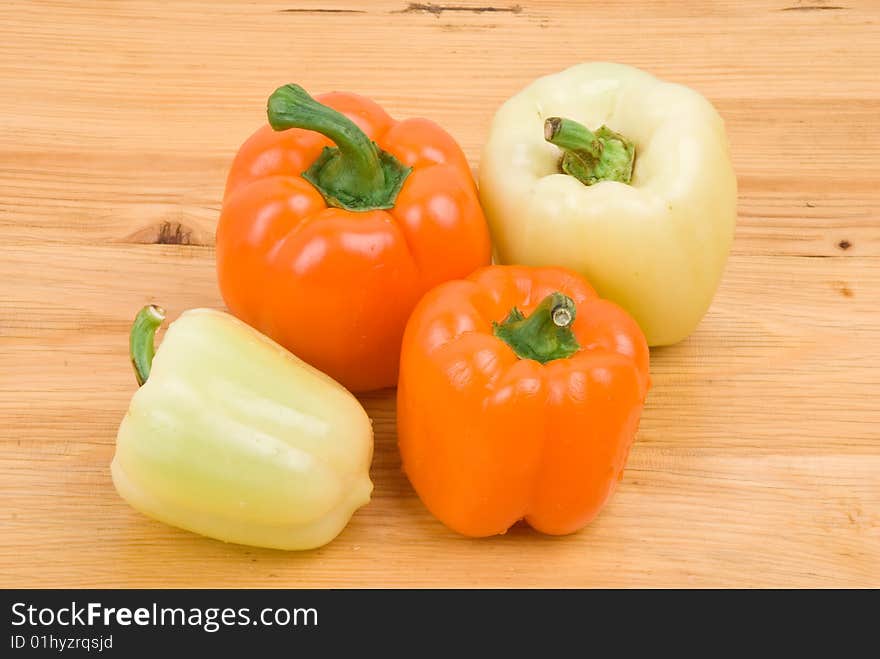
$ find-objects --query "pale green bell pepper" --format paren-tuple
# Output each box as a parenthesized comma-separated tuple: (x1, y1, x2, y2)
(112, 305, 373, 550)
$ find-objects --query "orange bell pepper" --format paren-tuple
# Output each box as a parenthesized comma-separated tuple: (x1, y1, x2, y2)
(216, 84, 491, 391)
(397, 265, 650, 537)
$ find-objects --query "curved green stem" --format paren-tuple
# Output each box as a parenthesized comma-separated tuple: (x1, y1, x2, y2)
(544, 117, 603, 158)
(545, 117, 635, 186)
(267, 84, 411, 211)
(130, 305, 165, 386)
(493, 292, 580, 364)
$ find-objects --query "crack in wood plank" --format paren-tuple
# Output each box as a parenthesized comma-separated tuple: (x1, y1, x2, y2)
(780, 5, 846, 11)
(125, 221, 204, 246)
(395, 3, 522, 16)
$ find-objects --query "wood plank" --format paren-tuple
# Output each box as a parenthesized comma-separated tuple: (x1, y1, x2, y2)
(1, 0, 878, 587)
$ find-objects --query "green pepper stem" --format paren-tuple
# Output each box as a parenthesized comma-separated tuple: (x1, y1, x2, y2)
(492, 292, 580, 364)
(130, 305, 165, 386)
(267, 84, 411, 211)
(544, 116, 635, 186)
(545, 117, 602, 159)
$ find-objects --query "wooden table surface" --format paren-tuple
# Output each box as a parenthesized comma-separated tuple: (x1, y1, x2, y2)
(1, 0, 878, 588)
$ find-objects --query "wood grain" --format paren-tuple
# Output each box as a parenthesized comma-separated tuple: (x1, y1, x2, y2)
(1, 0, 878, 588)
